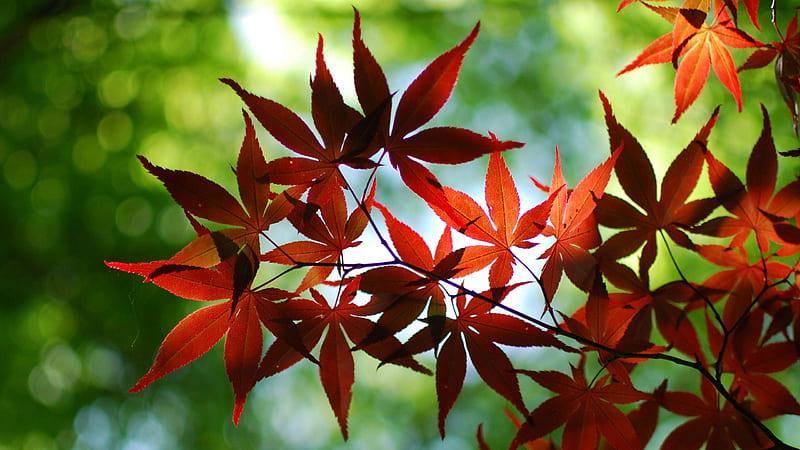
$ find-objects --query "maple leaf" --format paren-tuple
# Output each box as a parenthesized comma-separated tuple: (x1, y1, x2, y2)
(740, 13, 800, 133)
(514, 356, 648, 450)
(261, 186, 371, 294)
(672, 11, 761, 121)
(595, 93, 719, 282)
(707, 308, 800, 419)
(257, 279, 430, 439)
(661, 375, 774, 449)
(396, 285, 572, 437)
(694, 106, 800, 253)
(219, 27, 396, 207)
(106, 251, 300, 425)
(532, 145, 620, 302)
(619, 3, 761, 122)
(429, 153, 555, 287)
(348, 10, 523, 226)
(136, 111, 294, 271)
(224, 10, 521, 223)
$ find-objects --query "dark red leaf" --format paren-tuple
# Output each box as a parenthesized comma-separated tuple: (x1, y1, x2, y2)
(391, 127, 523, 164)
(138, 155, 249, 227)
(392, 23, 479, 138)
(221, 78, 325, 160)
(225, 295, 262, 425)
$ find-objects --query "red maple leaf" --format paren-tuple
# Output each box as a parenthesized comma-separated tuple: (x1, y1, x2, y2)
(619, 3, 761, 122)
(348, 10, 523, 226)
(514, 356, 648, 450)
(621, 380, 667, 449)
(430, 152, 555, 287)
(105, 251, 299, 425)
(694, 106, 800, 253)
(532, 145, 620, 302)
(595, 94, 719, 282)
(219, 33, 388, 207)
(223, 10, 522, 225)
(661, 375, 773, 449)
(559, 272, 669, 384)
(707, 308, 800, 419)
(618, 1, 761, 29)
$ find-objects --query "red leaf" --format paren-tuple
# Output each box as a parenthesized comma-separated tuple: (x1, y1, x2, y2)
(392, 23, 479, 138)
(436, 331, 467, 438)
(375, 202, 433, 269)
(130, 301, 229, 392)
(662, 376, 773, 449)
(311, 35, 362, 155)
(618, 32, 672, 75)
(619, 5, 760, 122)
(320, 324, 354, 440)
(261, 156, 333, 186)
(597, 94, 719, 278)
(464, 331, 526, 411)
(225, 294, 263, 425)
(393, 156, 463, 228)
(486, 152, 520, 243)
(391, 127, 523, 164)
(430, 287, 568, 437)
(428, 154, 554, 286)
(352, 8, 391, 133)
(739, 47, 779, 71)
(221, 78, 325, 160)
(697, 107, 797, 252)
(672, 32, 711, 123)
(537, 146, 619, 299)
(672, 18, 760, 122)
(601, 92, 657, 215)
(518, 361, 646, 450)
(105, 260, 232, 301)
(258, 318, 325, 380)
(263, 189, 368, 293)
(138, 156, 249, 227)
(237, 111, 271, 224)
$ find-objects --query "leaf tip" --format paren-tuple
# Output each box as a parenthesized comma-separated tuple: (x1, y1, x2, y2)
(220, 78, 246, 97)
(128, 377, 150, 393)
(232, 399, 245, 426)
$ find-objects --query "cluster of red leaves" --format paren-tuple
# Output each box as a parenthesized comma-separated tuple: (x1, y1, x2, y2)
(107, 6, 800, 449)
(618, 0, 800, 128)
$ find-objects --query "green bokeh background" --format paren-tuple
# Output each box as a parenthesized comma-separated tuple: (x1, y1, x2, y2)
(1, 0, 798, 448)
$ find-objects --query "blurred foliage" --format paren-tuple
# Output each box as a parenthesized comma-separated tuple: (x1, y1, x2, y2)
(1, 0, 798, 449)
(0, 0, 250, 448)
